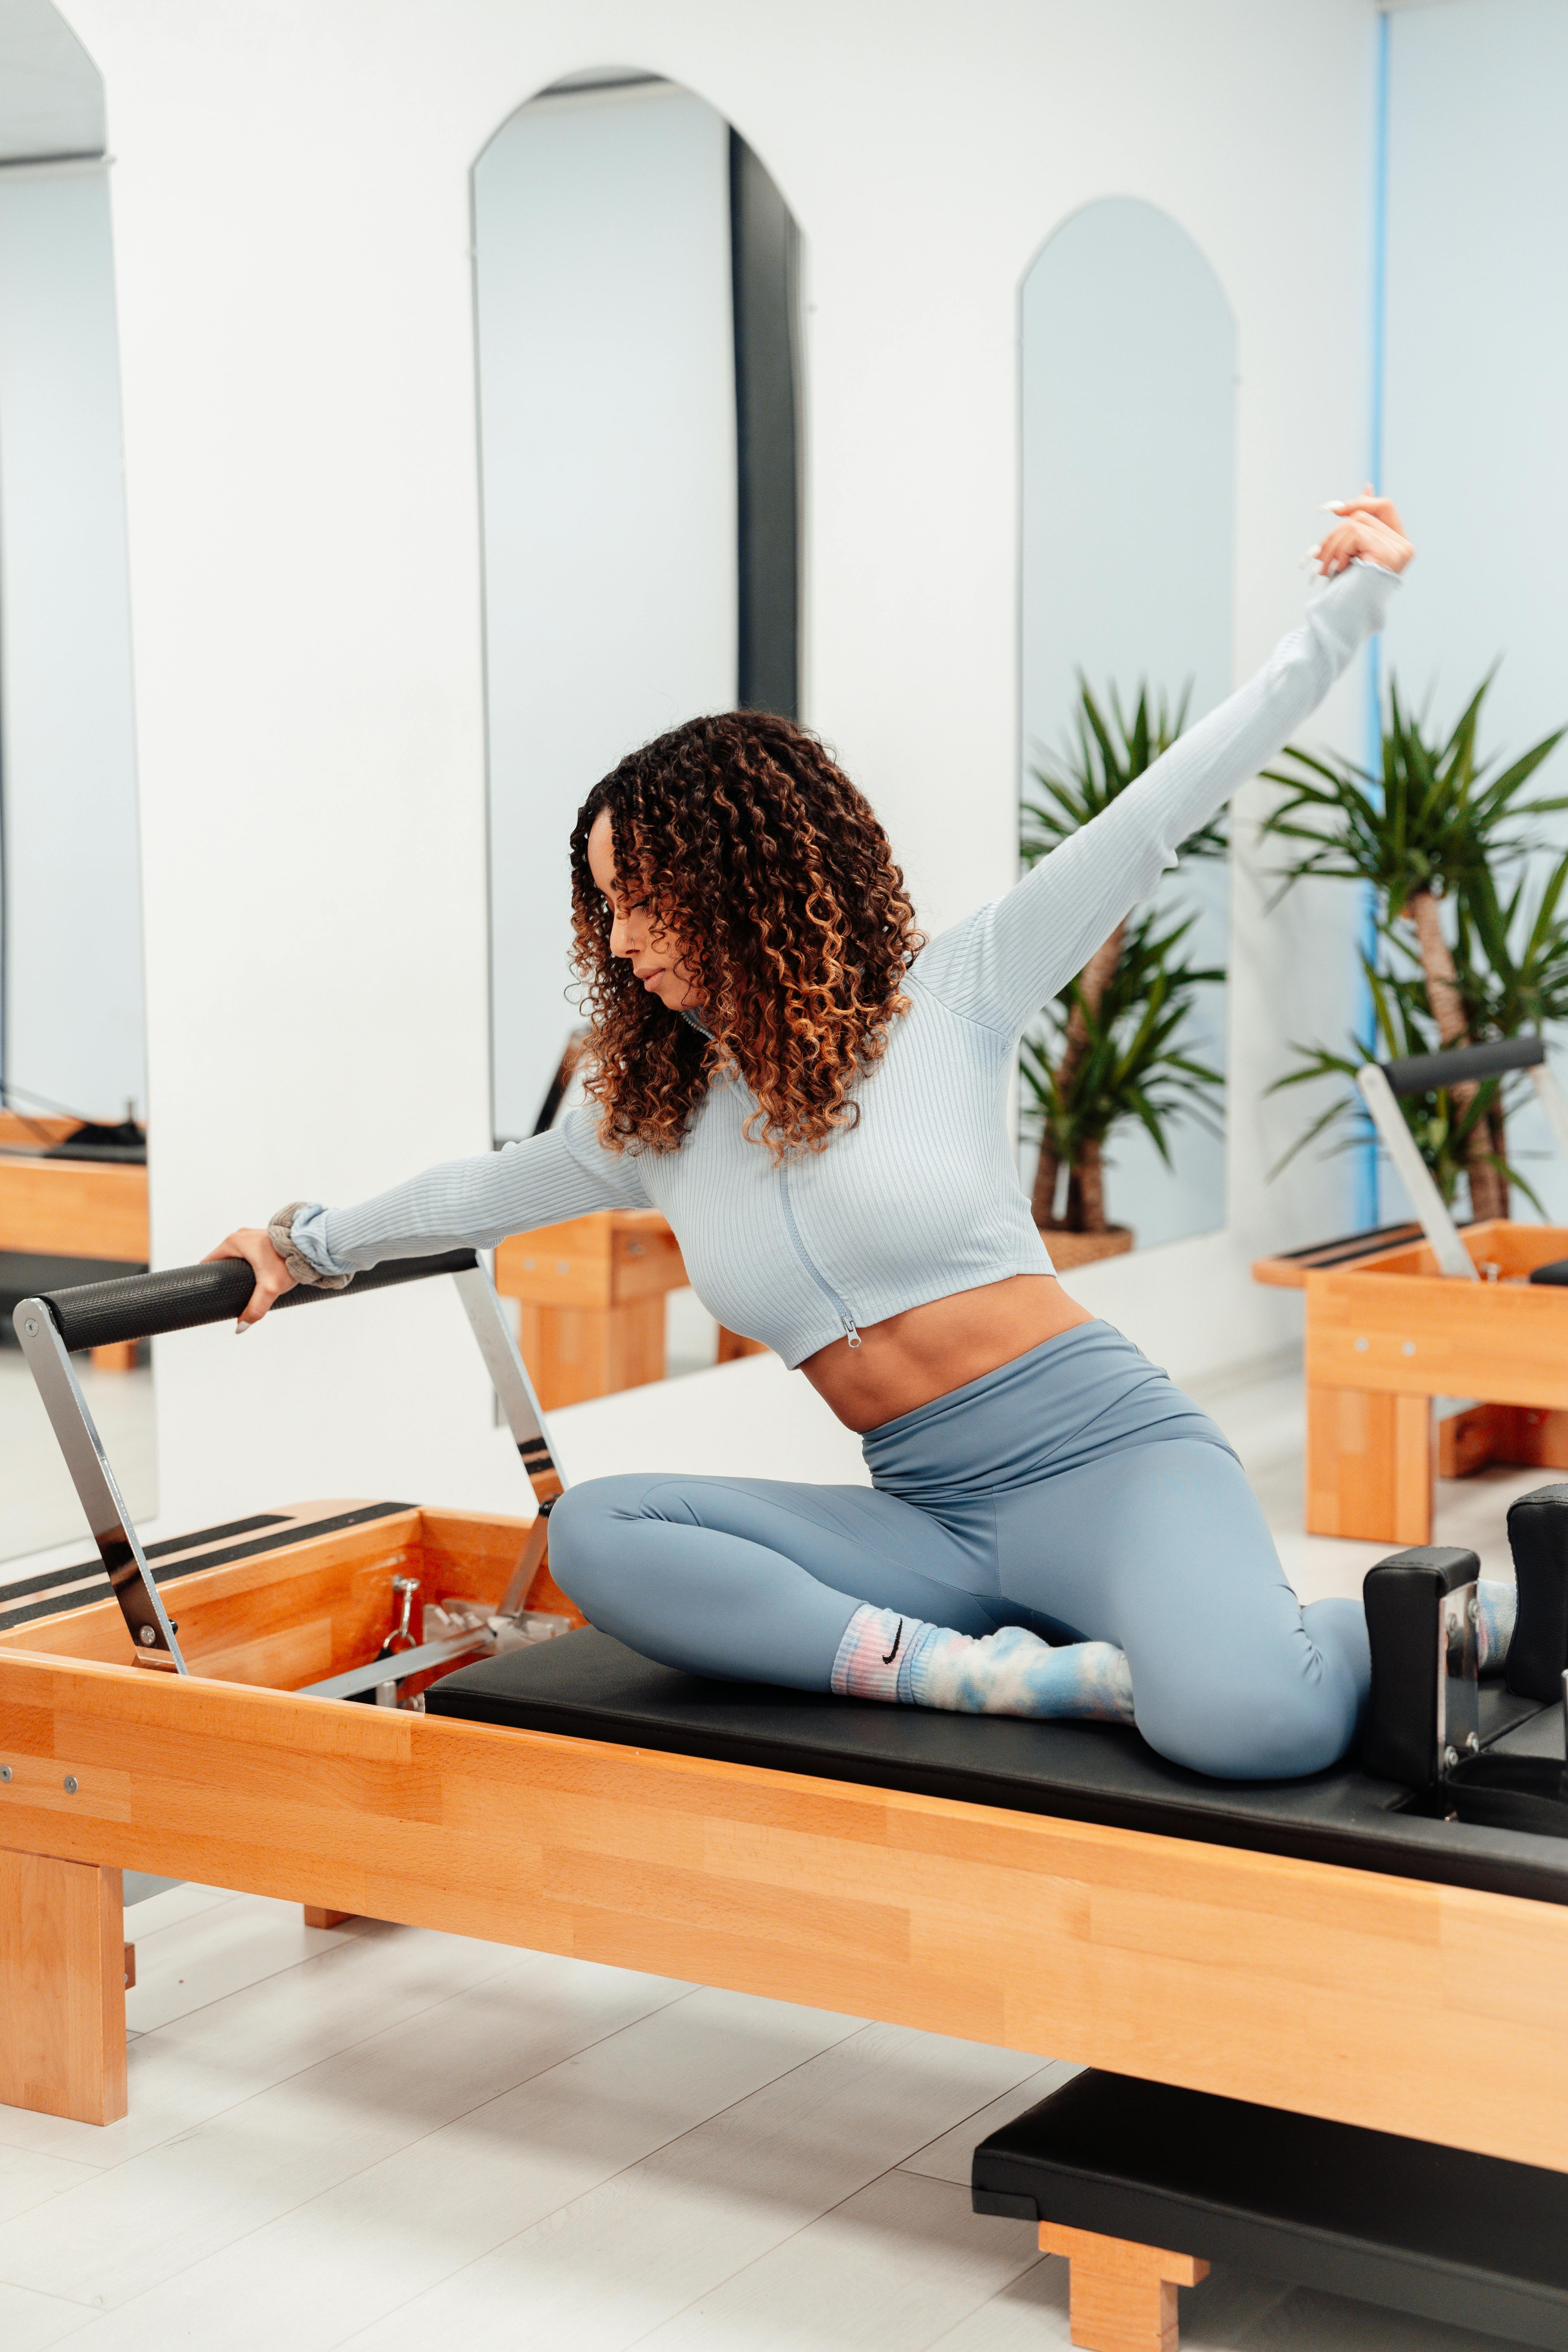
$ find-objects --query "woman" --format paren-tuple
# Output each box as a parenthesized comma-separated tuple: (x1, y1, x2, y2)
(212, 494, 1417, 1781)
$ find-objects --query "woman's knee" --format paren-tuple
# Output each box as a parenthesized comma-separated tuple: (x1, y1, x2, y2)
(546, 1475, 665, 1610)
(1133, 1602, 1370, 1781)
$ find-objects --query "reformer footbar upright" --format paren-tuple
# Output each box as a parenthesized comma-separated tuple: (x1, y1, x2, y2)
(13, 1248, 567, 1701)
(1355, 1032, 1568, 1281)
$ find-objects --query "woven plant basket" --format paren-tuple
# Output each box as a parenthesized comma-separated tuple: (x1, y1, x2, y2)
(1038, 1224, 1134, 1270)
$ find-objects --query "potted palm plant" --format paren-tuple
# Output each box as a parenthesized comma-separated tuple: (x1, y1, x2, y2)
(1022, 683, 1227, 1261)
(1262, 677, 1566, 1214)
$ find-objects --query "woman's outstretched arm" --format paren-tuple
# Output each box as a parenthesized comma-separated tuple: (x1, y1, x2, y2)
(206, 1104, 650, 1324)
(916, 495, 1413, 1039)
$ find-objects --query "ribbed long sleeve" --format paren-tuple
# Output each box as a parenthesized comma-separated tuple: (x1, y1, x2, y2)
(292, 1110, 649, 1278)
(916, 559, 1399, 1039)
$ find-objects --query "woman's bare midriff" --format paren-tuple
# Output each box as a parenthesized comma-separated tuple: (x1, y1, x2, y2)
(798, 1273, 1096, 1434)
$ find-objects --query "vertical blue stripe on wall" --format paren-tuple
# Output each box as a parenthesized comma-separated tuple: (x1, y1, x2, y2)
(1356, 8, 1392, 1228)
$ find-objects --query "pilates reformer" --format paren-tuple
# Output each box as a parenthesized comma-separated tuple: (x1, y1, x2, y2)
(7, 1256, 1568, 2350)
(1254, 1032, 1568, 1548)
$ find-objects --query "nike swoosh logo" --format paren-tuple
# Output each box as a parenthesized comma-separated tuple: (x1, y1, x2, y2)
(882, 1620, 903, 1665)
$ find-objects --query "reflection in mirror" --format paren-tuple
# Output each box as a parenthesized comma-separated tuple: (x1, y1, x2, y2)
(0, 1, 152, 1564)
(1019, 196, 1235, 1262)
(474, 70, 799, 1395)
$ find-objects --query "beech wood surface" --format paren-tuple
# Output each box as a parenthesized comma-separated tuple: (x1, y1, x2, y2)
(0, 1847, 126, 2123)
(5, 1508, 1568, 2162)
(1038, 2224, 1207, 2352)
(0, 1153, 148, 1260)
(1255, 1221, 1568, 1541)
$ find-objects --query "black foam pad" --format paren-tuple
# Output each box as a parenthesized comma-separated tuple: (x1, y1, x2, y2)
(1507, 1484, 1568, 1701)
(426, 1626, 1568, 1905)
(972, 2070, 1568, 2348)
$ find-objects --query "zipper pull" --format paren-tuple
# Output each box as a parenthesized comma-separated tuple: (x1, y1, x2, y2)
(843, 1313, 862, 1351)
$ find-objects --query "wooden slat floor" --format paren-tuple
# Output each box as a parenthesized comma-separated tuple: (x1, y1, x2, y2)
(0, 1876, 1538, 2350)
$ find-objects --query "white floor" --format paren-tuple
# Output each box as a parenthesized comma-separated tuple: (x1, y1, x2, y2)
(0, 1346, 1553, 2349)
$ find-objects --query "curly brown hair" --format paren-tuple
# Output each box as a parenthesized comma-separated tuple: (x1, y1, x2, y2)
(568, 711, 923, 1159)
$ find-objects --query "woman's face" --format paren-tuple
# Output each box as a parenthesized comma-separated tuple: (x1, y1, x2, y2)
(587, 808, 704, 1012)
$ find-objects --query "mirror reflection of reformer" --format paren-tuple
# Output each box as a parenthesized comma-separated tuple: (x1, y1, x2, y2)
(1255, 1033, 1568, 1547)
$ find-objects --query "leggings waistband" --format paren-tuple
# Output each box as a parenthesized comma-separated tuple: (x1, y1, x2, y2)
(861, 1320, 1235, 1503)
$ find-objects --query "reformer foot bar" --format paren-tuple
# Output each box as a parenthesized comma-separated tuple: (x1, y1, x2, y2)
(12, 1248, 570, 1699)
(7, 1261, 1568, 2352)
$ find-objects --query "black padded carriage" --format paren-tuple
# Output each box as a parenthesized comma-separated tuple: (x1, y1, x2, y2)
(427, 1627, 1568, 1907)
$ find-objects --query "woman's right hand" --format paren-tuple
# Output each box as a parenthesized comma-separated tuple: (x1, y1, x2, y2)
(203, 1228, 296, 1328)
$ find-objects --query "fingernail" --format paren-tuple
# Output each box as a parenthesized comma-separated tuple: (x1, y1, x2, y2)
(1319, 500, 1347, 512)
(235, 1321, 250, 1335)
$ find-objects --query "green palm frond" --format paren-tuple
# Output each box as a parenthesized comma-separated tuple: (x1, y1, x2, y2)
(1024, 678, 1226, 868)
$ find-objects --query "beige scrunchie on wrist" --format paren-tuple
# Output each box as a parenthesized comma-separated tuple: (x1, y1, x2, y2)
(267, 1201, 351, 1291)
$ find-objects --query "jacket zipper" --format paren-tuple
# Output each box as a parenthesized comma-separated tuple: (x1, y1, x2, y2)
(778, 1162, 862, 1349)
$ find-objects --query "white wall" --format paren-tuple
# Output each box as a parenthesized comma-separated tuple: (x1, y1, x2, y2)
(1381, 0, 1568, 1223)
(53, 0, 1381, 1532)
(478, 80, 738, 1139)
(0, 155, 144, 1124)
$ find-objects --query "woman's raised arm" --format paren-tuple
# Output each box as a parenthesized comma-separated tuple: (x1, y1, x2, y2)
(915, 496, 1412, 1039)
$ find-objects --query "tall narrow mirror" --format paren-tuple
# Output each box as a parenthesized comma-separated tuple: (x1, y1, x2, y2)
(0, 1, 152, 1566)
(472, 69, 799, 1397)
(1019, 197, 1235, 1260)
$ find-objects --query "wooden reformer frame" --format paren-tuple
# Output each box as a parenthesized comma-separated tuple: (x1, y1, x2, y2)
(5, 1251, 1568, 2352)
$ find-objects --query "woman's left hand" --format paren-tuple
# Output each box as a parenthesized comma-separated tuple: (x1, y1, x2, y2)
(1313, 486, 1414, 577)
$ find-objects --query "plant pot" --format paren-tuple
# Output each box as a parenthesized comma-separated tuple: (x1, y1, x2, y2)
(1038, 1223, 1134, 1269)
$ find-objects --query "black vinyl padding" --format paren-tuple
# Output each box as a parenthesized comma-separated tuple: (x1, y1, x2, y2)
(1382, 1034, 1546, 1094)
(1528, 1258, 1568, 1287)
(971, 2071, 1568, 2348)
(28, 1248, 479, 1352)
(425, 1627, 1568, 1905)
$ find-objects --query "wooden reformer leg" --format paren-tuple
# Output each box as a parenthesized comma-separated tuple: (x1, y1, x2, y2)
(0, 1846, 127, 2124)
(1306, 1384, 1432, 1546)
(1039, 2222, 1208, 2352)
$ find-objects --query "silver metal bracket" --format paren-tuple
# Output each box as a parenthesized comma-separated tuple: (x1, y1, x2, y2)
(1437, 1580, 1480, 1775)
(451, 1261, 564, 1500)
(1355, 1064, 1479, 1280)
(14, 1300, 188, 1671)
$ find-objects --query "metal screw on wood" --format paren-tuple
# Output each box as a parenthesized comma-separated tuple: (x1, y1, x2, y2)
(63, 1775, 78, 1794)
(0, 1764, 11, 1782)
(139, 1625, 156, 1645)
(1355, 1336, 1369, 1352)
(1444, 1745, 1460, 1771)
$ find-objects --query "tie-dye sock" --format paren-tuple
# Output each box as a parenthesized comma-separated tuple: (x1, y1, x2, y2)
(1476, 1577, 1517, 1674)
(831, 1604, 1134, 1723)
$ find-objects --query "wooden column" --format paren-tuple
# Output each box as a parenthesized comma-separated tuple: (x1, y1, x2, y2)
(1039, 2223, 1208, 2352)
(1305, 1384, 1432, 1546)
(0, 1847, 127, 2125)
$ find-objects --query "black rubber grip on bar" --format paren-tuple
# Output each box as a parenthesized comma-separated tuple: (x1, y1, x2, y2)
(1381, 1036, 1545, 1095)
(29, 1248, 479, 1353)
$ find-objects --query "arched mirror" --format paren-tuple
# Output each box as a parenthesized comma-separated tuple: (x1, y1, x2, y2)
(0, 1, 151, 1564)
(1019, 197, 1235, 1261)
(473, 68, 800, 1388)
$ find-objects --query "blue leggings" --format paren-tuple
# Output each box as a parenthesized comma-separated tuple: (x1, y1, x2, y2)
(548, 1321, 1370, 1781)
